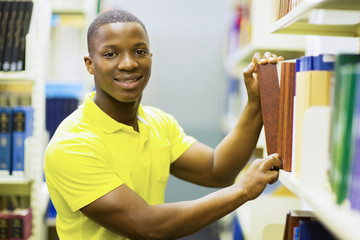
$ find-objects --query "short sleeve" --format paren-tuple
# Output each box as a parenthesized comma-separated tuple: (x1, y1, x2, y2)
(162, 112, 197, 163)
(45, 136, 124, 212)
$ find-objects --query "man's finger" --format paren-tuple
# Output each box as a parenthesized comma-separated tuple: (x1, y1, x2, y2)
(263, 153, 282, 171)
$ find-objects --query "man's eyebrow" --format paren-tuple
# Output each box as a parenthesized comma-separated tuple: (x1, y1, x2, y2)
(101, 42, 148, 49)
(102, 45, 117, 49)
(134, 42, 148, 47)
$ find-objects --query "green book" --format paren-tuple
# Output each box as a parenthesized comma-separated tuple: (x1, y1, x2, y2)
(333, 63, 358, 204)
(329, 54, 360, 194)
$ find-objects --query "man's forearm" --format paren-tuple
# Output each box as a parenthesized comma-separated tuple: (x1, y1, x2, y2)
(213, 101, 263, 183)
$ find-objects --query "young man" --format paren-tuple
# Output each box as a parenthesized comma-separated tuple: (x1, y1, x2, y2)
(45, 10, 283, 240)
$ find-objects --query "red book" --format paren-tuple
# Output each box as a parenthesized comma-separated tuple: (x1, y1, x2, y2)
(278, 61, 296, 171)
(258, 63, 280, 155)
(9, 208, 32, 240)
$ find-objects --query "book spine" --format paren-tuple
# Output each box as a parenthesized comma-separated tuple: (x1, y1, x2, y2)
(0, 1, 11, 71)
(11, 106, 34, 177)
(334, 64, 358, 204)
(2, 1, 19, 71)
(329, 54, 360, 194)
(349, 63, 360, 211)
(0, 212, 10, 240)
(0, 106, 12, 176)
(10, 1, 25, 71)
(17, 0, 33, 71)
(282, 61, 296, 172)
(9, 208, 32, 240)
(277, 62, 286, 161)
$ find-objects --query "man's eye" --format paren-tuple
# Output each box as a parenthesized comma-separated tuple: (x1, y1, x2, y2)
(104, 52, 116, 57)
(134, 50, 147, 55)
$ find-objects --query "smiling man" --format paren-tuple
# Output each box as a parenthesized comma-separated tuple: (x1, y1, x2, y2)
(45, 10, 283, 240)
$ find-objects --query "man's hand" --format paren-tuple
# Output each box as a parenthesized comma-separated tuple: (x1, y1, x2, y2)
(235, 153, 282, 201)
(243, 52, 284, 105)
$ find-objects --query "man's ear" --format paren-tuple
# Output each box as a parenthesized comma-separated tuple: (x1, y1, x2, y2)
(84, 56, 94, 75)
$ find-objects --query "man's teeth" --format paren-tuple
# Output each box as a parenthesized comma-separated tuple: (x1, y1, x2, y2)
(120, 79, 138, 83)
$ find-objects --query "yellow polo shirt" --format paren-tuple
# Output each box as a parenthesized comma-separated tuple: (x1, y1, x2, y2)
(44, 92, 196, 240)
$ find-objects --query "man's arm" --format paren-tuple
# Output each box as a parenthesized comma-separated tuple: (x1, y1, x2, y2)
(170, 52, 284, 187)
(81, 153, 281, 240)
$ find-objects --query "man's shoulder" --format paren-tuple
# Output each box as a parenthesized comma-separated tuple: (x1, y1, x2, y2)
(142, 106, 174, 123)
(48, 108, 102, 147)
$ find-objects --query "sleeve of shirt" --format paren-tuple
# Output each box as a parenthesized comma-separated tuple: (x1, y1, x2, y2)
(162, 112, 197, 163)
(45, 136, 124, 212)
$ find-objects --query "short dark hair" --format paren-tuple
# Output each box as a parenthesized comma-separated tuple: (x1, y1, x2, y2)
(87, 10, 148, 53)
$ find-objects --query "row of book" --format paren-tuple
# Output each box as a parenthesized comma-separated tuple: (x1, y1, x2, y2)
(0, 0, 33, 72)
(0, 208, 32, 240)
(276, 0, 303, 20)
(0, 195, 32, 240)
(283, 210, 336, 240)
(0, 94, 33, 177)
(259, 53, 360, 212)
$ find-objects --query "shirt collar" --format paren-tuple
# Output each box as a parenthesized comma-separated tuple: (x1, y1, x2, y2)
(81, 92, 148, 134)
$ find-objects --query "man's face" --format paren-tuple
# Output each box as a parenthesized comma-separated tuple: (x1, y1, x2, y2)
(85, 22, 152, 103)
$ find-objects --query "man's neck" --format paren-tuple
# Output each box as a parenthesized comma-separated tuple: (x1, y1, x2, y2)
(93, 93, 141, 132)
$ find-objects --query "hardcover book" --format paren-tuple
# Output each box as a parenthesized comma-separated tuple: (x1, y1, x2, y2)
(11, 106, 34, 177)
(0, 101, 12, 176)
(2, 1, 19, 71)
(277, 61, 296, 172)
(258, 63, 280, 155)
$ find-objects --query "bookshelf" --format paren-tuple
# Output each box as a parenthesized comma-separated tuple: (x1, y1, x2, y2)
(223, 0, 305, 151)
(0, 0, 51, 239)
(269, 1, 360, 239)
(42, 1, 98, 238)
(269, 0, 360, 37)
(47, 0, 97, 94)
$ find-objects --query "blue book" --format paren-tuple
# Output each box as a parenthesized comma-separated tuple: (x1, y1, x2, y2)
(0, 106, 12, 176)
(350, 63, 360, 211)
(313, 54, 335, 71)
(299, 220, 336, 240)
(11, 106, 34, 177)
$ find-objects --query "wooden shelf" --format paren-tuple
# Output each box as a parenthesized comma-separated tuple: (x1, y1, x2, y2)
(270, 0, 360, 36)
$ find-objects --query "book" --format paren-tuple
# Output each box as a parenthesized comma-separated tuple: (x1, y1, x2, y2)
(333, 63, 358, 205)
(277, 61, 296, 172)
(10, 1, 25, 71)
(11, 105, 33, 177)
(0, 0, 11, 71)
(329, 54, 360, 195)
(17, 0, 33, 71)
(0, 210, 11, 240)
(2, 0, 19, 71)
(298, 219, 336, 240)
(350, 64, 360, 211)
(0, 95, 12, 176)
(293, 55, 334, 178)
(283, 210, 315, 240)
(9, 208, 32, 240)
(257, 63, 280, 155)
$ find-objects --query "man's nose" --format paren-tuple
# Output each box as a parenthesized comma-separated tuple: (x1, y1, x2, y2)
(118, 53, 138, 70)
